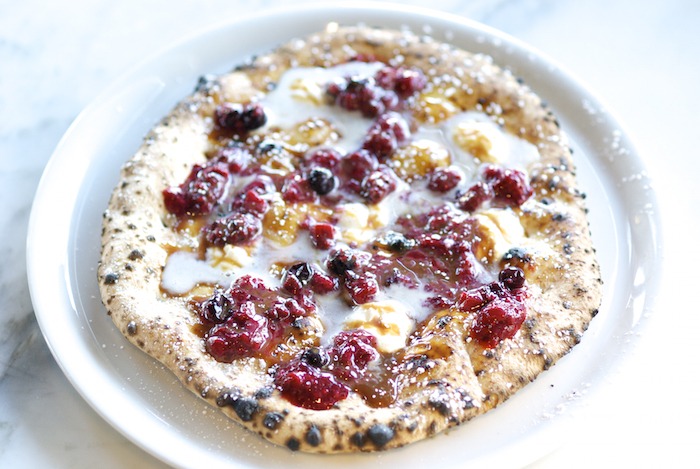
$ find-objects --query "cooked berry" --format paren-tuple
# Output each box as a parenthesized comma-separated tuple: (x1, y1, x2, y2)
(483, 166, 533, 207)
(304, 148, 342, 169)
(343, 149, 378, 182)
(456, 181, 492, 212)
(470, 297, 527, 348)
(204, 212, 262, 246)
(281, 174, 317, 203)
(215, 102, 267, 133)
(499, 266, 526, 290)
(329, 329, 379, 381)
(309, 222, 336, 250)
(366, 424, 395, 448)
(200, 288, 233, 324)
(205, 304, 271, 362)
(360, 167, 397, 204)
(428, 167, 462, 192)
(163, 161, 229, 217)
(327, 249, 357, 275)
(275, 360, 349, 410)
(308, 167, 337, 195)
(301, 346, 330, 368)
(363, 128, 397, 159)
(231, 396, 258, 422)
(308, 270, 338, 294)
(344, 272, 379, 304)
(263, 412, 284, 430)
(282, 263, 314, 294)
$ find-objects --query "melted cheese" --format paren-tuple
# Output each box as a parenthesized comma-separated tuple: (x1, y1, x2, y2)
(344, 299, 416, 353)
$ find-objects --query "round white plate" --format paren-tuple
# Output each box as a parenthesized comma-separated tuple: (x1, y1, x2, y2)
(27, 3, 662, 468)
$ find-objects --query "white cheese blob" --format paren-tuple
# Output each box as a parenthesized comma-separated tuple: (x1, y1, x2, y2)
(343, 299, 416, 353)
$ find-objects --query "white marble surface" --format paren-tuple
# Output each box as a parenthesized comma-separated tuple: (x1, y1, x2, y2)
(2, 0, 699, 467)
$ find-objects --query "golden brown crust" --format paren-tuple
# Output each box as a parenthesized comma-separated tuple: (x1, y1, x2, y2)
(98, 26, 602, 453)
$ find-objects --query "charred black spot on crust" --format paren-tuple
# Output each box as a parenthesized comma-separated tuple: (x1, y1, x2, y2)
(367, 424, 394, 448)
(428, 393, 450, 416)
(427, 420, 437, 435)
(563, 243, 574, 255)
(124, 264, 133, 271)
(552, 213, 567, 222)
(126, 321, 137, 336)
(230, 397, 258, 422)
(305, 425, 322, 446)
(255, 386, 274, 399)
(263, 412, 284, 430)
(350, 431, 366, 447)
(128, 249, 145, 261)
(286, 437, 300, 451)
(104, 273, 119, 285)
(592, 308, 600, 317)
(146, 235, 156, 242)
(136, 339, 145, 348)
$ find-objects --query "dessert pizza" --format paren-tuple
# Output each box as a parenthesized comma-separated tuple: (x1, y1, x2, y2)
(98, 25, 602, 453)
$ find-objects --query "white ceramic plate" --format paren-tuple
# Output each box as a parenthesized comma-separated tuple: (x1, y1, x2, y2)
(27, 3, 662, 468)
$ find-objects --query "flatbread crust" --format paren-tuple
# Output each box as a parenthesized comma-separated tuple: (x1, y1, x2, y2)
(98, 26, 602, 453)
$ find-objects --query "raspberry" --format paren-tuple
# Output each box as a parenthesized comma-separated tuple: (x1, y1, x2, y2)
(428, 167, 462, 193)
(470, 297, 526, 348)
(275, 360, 349, 410)
(309, 222, 336, 250)
(483, 166, 533, 207)
(344, 272, 379, 304)
(205, 302, 271, 362)
(204, 212, 262, 246)
(304, 148, 342, 170)
(329, 329, 379, 381)
(360, 166, 397, 204)
(342, 149, 378, 182)
(456, 181, 493, 212)
(163, 161, 229, 217)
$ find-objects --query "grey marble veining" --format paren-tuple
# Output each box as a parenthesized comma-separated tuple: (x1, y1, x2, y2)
(1, 0, 698, 467)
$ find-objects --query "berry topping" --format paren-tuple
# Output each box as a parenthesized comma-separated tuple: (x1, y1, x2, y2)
(344, 272, 379, 304)
(205, 303, 271, 362)
(199, 288, 233, 324)
(301, 346, 330, 368)
(499, 266, 526, 290)
(327, 248, 359, 275)
(215, 102, 267, 133)
(204, 212, 262, 246)
(470, 297, 526, 349)
(163, 161, 229, 217)
(456, 181, 493, 212)
(428, 167, 462, 193)
(309, 222, 336, 250)
(483, 166, 533, 207)
(304, 148, 342, 170)
(308, 167, 337, 195)
(360, 167, 397, 204)
(275, 360, 349, 410)
(329, 329, 379, 381)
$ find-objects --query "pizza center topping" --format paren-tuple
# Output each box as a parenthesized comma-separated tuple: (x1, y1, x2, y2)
(160, 60, 539, 410)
